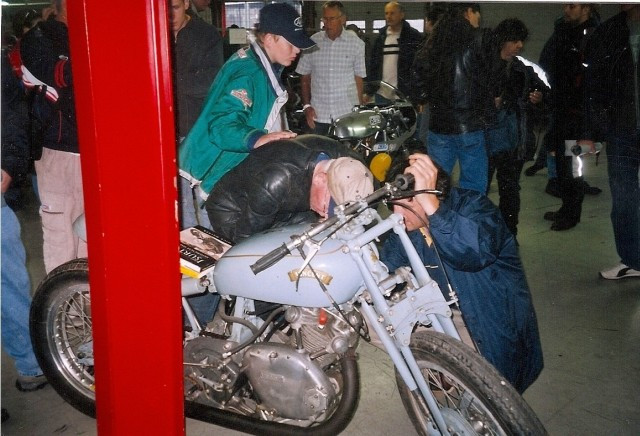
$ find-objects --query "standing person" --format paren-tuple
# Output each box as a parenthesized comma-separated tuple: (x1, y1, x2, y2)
(580, 5, 640, 280)
(411, 3, 495, 193)
(2, 44, 47, 408)
(20, 0, 86, 273)
(538, 3, 600, 231)
(486, 19, 549, 237)
(178, 3, 314, 229)
(381, 154, 543, 394)
(368, 2, 423, 100)
(170, 0, 224, 140)
(296, 1, 366, 135)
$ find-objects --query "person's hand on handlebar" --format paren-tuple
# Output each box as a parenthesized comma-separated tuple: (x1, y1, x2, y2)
(404, 154, 440, 216)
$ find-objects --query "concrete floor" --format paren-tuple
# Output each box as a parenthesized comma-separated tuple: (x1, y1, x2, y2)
(2, 152, 639, 435)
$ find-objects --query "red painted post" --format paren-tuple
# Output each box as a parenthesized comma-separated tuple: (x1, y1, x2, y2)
(67, 1, 184, 434)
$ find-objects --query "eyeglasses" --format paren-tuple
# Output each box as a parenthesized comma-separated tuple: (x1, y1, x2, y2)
(321, 15, 343, 23)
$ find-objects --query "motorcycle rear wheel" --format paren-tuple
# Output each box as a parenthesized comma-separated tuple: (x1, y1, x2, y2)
(395, 331, 546, 435)
(30, 258, 96, 417)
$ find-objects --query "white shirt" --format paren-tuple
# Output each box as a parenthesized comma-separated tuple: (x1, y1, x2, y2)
(296, 29, 366, 123)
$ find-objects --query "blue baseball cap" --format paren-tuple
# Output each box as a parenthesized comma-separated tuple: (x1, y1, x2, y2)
(257, 3, 315, 50)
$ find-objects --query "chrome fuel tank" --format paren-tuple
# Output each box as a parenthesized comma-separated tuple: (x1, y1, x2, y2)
(213, 224, 363, 307)
(331, 110, 386, 139)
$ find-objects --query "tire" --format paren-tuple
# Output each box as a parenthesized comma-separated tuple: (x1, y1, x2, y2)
(395, 331, 546, 435)
(30, 258, 96, 417)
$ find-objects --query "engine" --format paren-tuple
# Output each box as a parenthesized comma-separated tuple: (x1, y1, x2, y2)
(242, 307, 362, 422)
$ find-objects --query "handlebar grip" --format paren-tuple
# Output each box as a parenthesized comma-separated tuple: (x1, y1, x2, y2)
(394, 173, 415, 190)
(250, 243, 291, 275)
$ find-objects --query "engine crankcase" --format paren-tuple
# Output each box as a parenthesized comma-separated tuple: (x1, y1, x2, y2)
(183, 336, 241, 406)
(243, 343, 337, 420)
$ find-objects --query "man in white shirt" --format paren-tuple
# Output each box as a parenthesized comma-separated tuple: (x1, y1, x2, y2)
(296, 1, 366, 134)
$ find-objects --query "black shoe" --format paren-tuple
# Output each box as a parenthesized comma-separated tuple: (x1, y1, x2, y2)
(525, 163, 544, 176)
(582, 181, 602, 195)
(15, 374, 47, 392)
(1, 408, 9, 423)
(545, 179, 561, 198)
(544, 211, 559, 221)
(551, 218, 579, 231)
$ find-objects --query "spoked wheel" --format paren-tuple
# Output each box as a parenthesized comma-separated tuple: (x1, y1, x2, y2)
(30, 258, 96, 417)
(395, 331, 546, 435)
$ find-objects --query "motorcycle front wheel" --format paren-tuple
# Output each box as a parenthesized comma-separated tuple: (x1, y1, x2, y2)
(30, 258, 96, 417)
(396, 331, 546, 435)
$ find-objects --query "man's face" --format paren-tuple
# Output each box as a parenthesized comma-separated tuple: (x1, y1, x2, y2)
(464, 8, 481, 28)
(500, 40, 523, 61)
(170, 0, 189, 35)
(265, 35, 301, 67)
(393, 198, 427, 231)
(191, 0, 210, 12)
(563, 4, 590, 25)
(385, 3, 404, 29)
(322, 6, 345, 40)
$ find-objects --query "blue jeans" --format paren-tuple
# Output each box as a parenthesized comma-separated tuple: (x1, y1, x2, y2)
(606, 129, 640, 270)
(1, 202, 43, 377)
(427, 130, 488, 193)
(178, 175, 212, 230)
(177, 177, 219, 324)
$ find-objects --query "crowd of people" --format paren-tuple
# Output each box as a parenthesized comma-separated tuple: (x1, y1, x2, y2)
(2, 0, 638, 422)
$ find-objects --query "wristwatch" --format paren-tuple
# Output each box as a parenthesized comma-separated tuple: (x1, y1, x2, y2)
(302, 104, 312, 111)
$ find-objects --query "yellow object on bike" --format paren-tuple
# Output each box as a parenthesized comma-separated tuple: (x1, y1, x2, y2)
(370, 153, 392, 182)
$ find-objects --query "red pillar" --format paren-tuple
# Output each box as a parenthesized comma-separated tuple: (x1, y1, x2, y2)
(67, 1, 184, 434)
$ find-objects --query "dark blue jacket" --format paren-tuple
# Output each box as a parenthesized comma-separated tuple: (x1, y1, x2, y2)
(381, 188, 543, 393)
(368, 21, 423, 98)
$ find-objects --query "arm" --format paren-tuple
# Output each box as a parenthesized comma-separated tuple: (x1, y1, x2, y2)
(299, 73, 316, 129)
(355, 75, 364, 105)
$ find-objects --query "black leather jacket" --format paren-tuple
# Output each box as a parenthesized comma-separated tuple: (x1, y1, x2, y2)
(368, 21, 423, 98)
(20, 18, 78, 154)
(412, 28, 496, 134)
(205, 135, 357, 243)
(584, 12, 639, 140)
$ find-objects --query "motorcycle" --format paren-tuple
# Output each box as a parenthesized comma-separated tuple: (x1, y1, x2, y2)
(30, 176, 546, 435)
(287, 80, 422, 183)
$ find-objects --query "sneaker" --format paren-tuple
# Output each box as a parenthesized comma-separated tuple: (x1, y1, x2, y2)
(16, 374, 47, 392)
(582, 181, 602, 195)
(599, 263, 640, 280)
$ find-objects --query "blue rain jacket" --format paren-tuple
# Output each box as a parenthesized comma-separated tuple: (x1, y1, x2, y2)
(381, 188, 543, 393)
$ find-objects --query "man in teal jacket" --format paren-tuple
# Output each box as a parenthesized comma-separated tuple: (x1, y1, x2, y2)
(178, 3, 314, 229)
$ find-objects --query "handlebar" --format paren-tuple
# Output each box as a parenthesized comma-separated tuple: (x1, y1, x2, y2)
(250, 174, 414, 275)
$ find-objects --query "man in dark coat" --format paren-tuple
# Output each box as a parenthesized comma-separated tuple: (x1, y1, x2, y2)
(381, 153, 543, 393)
(205, 135, 373, 243)
(368, 1, 423, 99)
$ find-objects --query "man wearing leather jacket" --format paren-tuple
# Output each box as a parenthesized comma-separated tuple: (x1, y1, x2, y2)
(411, 3, 496, 193)
(205, 135, 374, 243)
(581, 5, 640, 280)
(381, 154, 543, 394)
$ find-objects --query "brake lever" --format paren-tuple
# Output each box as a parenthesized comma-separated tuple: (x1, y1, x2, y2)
(297, 240, 321, 274)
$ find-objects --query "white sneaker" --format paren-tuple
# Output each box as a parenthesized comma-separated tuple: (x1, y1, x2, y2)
(599, 263, 640, 280)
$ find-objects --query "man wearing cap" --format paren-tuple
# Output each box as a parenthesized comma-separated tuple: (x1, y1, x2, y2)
(178, 3, 315, 230)
(296, 1, 367, 135)
(204, 135, 374, 243)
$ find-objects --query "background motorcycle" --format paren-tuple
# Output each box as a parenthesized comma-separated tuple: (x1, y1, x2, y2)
(30, 177, 546, 435)
(287, 79, 423, 183)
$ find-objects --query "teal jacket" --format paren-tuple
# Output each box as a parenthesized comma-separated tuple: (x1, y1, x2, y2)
(178, 36, 288, 199)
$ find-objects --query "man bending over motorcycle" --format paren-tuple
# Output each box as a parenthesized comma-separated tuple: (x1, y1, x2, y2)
(381, 153, 543, 393)
(205, 135, 374, 243)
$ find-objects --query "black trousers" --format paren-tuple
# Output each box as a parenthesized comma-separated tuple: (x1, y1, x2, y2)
(488, 149, 525, 236)
(554, 145, 584, 222)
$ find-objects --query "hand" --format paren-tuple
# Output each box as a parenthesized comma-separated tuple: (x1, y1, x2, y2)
(494, 96, 503, 109)
(528, 90, 542, 104)
(304, 106, 317, 130)
(254, 130, 297, 148)
(1, 170, 12, 194)
(404, 154, 440, 216)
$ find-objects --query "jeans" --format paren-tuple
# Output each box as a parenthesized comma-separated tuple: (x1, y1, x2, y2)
(177, 176, 219, 324)
(427, 130, 488, 193)
(606, 129, 640, 270)
(1, 203, 43, 377)
(178, 175, 212, 230)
